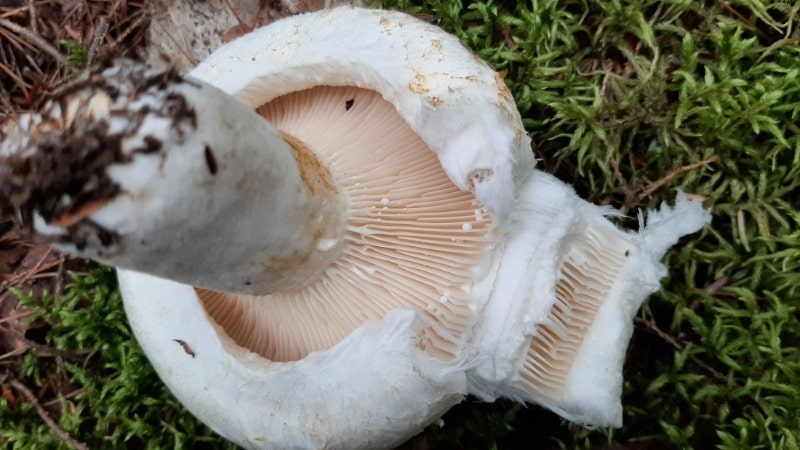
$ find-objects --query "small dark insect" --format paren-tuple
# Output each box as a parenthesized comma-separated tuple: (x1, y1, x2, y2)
(345, 98, 355, 111)
(624, 249, 630, 257)
(173, 339, 196, 358)
(204, 145, 217, 175)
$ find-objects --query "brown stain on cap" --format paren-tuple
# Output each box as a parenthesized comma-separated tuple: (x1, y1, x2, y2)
(409, 73, 430, 94)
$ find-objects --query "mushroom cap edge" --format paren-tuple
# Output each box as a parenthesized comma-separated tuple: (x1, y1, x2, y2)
(190, 6, 534, 220)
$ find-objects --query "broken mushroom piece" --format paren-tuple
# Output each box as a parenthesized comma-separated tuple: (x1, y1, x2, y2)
(0, 6, 711, 449)
(467, 172, 710, 425)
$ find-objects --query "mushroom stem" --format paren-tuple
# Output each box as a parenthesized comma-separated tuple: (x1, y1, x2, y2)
(0, 60, 347, 295)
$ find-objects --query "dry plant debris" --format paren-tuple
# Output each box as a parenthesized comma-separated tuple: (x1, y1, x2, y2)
(1, 0, 150, 115)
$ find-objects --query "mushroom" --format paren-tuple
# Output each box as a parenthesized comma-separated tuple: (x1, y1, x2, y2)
(0, 6, 710, 449)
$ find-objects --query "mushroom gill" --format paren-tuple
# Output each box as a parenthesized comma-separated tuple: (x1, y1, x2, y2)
(198, 86, 496, 362)
(518, 224, 632, 403)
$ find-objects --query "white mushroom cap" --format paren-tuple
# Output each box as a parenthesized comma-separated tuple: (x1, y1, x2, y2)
(122, 272, 466, 449)
(190, 6, 534, 220)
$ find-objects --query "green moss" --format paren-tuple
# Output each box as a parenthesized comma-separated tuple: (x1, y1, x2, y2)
(1, 268, 237, 449)
(59, 40, 90, 68)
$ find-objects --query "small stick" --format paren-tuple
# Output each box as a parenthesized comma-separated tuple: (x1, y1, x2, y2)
(634, 2, 663, 54)
(0, 347, 27, 361)
(88, 17, 109, 65)
(0, 19, 67, 66)
(636, 155, 718, 203)
(53, 254, 66, 301)
(9, 379, 89, 450)
(27, 0, 38, 34)
(156, 22, 196, 66)
(43, 387, 86, 408)
(0, 309, 34, 325)
(223, 0, 250, 30)
(12, 246, 59, 286)
(635, 316, 734, 386)
(0, 57, 30, 90)
(251, 0, 265, 28)
(704, 276, 729, 295)
(113, 9, 150, 50)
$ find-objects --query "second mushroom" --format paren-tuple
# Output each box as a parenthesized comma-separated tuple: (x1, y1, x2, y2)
(0, 6, 710, 450)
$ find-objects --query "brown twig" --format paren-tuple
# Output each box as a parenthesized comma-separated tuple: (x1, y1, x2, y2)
(9, 378, 89, 450)
(635, 316, 736, 386)
(44, 387, 86, 408)
(704, 276, 729, 295)
(29, 341, 92, 360)
(110, 8, 150, 53)
(716, 0, 758, 32)
(26, 0, 38, 34)
(0, 18, 66, 65)
(0, 55, 30, 90)
(53, 253, 66, 300)
(156, 22, 196, 66)
(634, 2, 663, 54)
(87, 16, 108, 65)
(0, 347, 28, 361)
(0, 309, 33, 325)
(636, 155, 719, 203)
(223, 0, 250, 30)
(11, 246, 59, 286)
(0, 331, 91, 361)
(251, 0, 266, 28)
